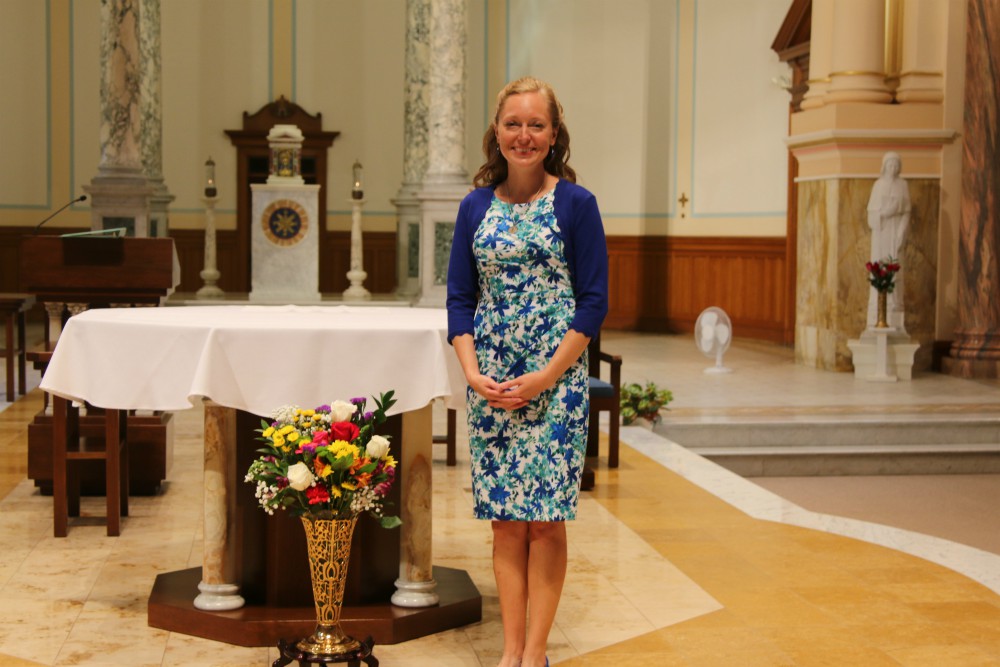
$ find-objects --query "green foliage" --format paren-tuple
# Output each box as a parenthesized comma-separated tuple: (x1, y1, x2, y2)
(620, 382, 672, 425)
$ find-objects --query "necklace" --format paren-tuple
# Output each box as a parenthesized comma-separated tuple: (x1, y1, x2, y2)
(502, 179, 546, 232)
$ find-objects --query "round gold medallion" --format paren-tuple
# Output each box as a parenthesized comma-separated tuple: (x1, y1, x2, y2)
(262, 199, 308, 247)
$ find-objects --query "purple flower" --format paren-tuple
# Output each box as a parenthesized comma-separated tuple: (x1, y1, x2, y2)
(364, 411, 374, 421)
(315, 404, 330, 412)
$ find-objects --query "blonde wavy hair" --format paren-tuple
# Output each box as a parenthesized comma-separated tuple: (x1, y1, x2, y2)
(472, 76, 576, 188)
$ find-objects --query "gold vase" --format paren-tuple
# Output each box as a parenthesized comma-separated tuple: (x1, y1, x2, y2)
(296, 515, 361, 656)
(876, 290, 889, 329)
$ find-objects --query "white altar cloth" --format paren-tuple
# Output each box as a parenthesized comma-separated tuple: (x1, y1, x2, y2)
(39, 305, 466, 416)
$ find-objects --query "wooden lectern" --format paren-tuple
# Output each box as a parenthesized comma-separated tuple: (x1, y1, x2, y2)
(20, 235, 178, 497)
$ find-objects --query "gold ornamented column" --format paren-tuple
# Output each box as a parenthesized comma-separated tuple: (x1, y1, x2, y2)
(824, 0, 892, 104)
(895, 0, 946, 104)
(787, 0, 958, 373)
(800, 0, 834, 110)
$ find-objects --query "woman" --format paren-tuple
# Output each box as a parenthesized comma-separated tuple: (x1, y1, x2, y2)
(446, 77, 608, 667)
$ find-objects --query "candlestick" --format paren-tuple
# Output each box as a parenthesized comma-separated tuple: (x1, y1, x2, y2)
(343, 196, 371, 301)
(204, 157, 217, 198)
(196, 193, 224, 300)
(351, 160, 364, 200)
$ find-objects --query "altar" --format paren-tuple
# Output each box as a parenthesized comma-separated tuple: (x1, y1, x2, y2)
(38, 305, 479, 646)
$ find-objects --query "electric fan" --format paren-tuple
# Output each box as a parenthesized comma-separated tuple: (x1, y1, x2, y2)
(694, 306, 733, 374)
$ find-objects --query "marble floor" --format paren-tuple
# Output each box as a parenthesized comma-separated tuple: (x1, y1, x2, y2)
(1, 332, 1000, 666)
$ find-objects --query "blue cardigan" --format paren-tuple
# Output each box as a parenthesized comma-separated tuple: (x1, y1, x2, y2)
(446, 179, 609, 343)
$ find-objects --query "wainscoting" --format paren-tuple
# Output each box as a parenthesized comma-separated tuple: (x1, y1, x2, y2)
(167, 229, 399, 295)
(2, 228, 791, 344)
(606, 236, 791, 344)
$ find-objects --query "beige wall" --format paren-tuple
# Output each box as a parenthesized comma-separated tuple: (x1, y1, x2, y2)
(1, 0, 792, 239)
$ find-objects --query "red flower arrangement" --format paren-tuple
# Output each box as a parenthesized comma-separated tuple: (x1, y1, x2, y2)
(865, 257, 901, 293)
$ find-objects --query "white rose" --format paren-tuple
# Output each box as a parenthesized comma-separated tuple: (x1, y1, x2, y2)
(366, 435, 390, 460)
(286, 461, 315, 491)
(328, 400, 357, 423)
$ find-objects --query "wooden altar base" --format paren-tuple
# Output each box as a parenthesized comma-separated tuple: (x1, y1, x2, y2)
(148, 565, 482, 647)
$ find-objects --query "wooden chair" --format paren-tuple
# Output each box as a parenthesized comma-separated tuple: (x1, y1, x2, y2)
(438, 407, 458, 467)
(0, 293, 34, 402)
(587, 333, 623, 468)
(52, 396, 129, 537)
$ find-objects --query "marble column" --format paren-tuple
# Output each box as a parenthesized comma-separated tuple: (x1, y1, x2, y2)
(393, 0, 431, 297)
(84, 0, 153, 236)
(193, 401, 245, 611)
(138, 0, 173, 237)
(416, 0, 470, 307)
(800, 0, 834, 110)
(824, 0, 893, 104)
(392, 404, 439, 607)
(943, 0, 1000, 378)
(894, 0, 947, 104)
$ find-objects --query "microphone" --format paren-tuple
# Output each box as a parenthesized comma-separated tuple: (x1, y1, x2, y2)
(33, 195, 87, 235)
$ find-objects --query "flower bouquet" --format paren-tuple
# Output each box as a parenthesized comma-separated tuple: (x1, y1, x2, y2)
(244, 390, 401, 529)
(865, 257, 901, 293)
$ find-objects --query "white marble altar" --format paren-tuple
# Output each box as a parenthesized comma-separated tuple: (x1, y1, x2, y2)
(250, 184, 321, 303)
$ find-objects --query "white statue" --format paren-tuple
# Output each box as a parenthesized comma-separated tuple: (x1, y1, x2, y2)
(866, 151, 910, 330)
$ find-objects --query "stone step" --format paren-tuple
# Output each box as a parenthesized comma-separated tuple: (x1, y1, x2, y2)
(698, 443, 1000, 477)
(655, 417, 1000, 448)
(652, 415, 1000, 476)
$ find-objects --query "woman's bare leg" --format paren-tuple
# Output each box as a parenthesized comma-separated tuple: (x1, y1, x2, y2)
(493, 520, 529, 666)
(522, 521, 567, 667)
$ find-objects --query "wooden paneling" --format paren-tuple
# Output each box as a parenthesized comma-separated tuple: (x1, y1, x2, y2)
(169, 229, 398, 296)
(605, 235, 791, 344)
(5, 226, 789, 344)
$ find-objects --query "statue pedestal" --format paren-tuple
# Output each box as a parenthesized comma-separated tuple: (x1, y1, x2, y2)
(848, 328, 919, 382)
(250, 184, 321, 302)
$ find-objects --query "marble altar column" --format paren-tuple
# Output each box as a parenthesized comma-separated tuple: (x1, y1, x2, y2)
(84, 0, 154, 236)
(194, 401, 245, 610)
(824, 0, 893, 104)
(800, 0, 834, 110)
(943, 0, 1000, 378)
(138, 0, 173, 237)
(393, 0, 431, 297)
(392, 404, 439, 607)
(895, 0, 946, 104)
(416, 0, 470, 307)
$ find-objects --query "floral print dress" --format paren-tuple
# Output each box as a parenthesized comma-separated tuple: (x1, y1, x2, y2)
(467, 189, 589, 521)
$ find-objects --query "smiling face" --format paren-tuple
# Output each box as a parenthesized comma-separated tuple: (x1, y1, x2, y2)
(496, 91, 556, 174)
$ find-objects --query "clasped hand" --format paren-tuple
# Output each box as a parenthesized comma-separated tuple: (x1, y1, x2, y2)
(470, 370, 554, 411)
